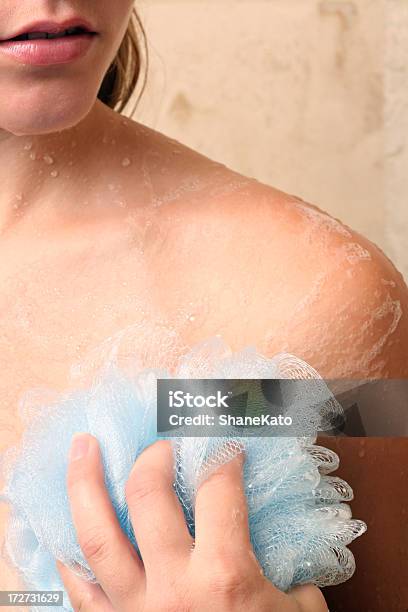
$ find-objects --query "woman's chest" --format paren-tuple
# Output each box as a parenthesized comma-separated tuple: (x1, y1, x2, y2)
(0, 216, 301, 450)
(0, 244, 197, 451)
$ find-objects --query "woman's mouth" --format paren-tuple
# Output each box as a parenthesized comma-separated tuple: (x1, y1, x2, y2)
(0, 21, 98, 66)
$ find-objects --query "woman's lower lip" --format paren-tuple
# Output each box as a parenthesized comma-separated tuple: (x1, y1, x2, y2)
(0, 34, 96, 66)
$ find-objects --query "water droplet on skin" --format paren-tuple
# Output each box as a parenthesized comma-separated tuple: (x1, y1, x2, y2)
(121, 157, 131, 167)
(50, 170, 59, 178)
(15, 194, 23, 201)
(358, 449, 365, 458)
(102, 135, 109, 144)
(24, 142, 33, 151)
(108, 184, 116, 191)
(29, 152, 37, 161)
(43, 155, 54, 165)
(188, 314, 195, 321)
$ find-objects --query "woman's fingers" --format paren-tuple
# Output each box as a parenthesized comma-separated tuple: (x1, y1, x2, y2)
(64, 436, 329, 612)
(193, 452, 328, 610)
(56, 560, 115, 612)
(126, 440, 194, 572)
(67, 433, 144, 609)
(194, 449, 254, 560)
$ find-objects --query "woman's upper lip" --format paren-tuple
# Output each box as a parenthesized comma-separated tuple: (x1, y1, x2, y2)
(0, 18, 97, 42)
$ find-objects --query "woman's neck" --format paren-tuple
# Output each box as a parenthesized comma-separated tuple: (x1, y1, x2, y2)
(0, 101, 122, 234)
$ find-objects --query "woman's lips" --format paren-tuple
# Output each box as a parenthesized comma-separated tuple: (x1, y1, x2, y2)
(0, 33, 96, 66)
(0, 34, 95, 66)
(0, 20, 97, 66)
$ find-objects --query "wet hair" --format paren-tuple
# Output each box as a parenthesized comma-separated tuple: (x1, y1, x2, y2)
(97, 8, 148, 114)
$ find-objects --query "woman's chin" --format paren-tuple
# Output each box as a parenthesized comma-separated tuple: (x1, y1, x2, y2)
(0, 92, 97, 136)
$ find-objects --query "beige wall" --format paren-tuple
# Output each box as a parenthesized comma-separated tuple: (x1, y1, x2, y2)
(133, 0, 407, 281)
(386, 1, 408, 282)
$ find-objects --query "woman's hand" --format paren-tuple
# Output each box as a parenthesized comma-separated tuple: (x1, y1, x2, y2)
(57, 434, 328, 612)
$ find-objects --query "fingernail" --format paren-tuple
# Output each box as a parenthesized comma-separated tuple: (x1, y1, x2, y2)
(69, 433, 90, 462)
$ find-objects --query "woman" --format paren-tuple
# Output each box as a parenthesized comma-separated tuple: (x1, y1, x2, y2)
(0, 2, 406, 610)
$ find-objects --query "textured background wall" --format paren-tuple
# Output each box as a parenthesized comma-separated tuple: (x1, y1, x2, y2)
(132, 0, 407, 281)
(386, 1, 408, 282)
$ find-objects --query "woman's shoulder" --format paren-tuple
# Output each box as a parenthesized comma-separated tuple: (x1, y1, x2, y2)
(119, 120, 408, 378)
(221, 188, 408, 378)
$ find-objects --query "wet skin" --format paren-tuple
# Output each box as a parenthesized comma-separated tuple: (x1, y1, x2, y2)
(0, 102, 407, 611)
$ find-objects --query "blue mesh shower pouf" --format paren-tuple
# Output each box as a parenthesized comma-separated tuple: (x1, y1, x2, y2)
(0, 336, 367, 612)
